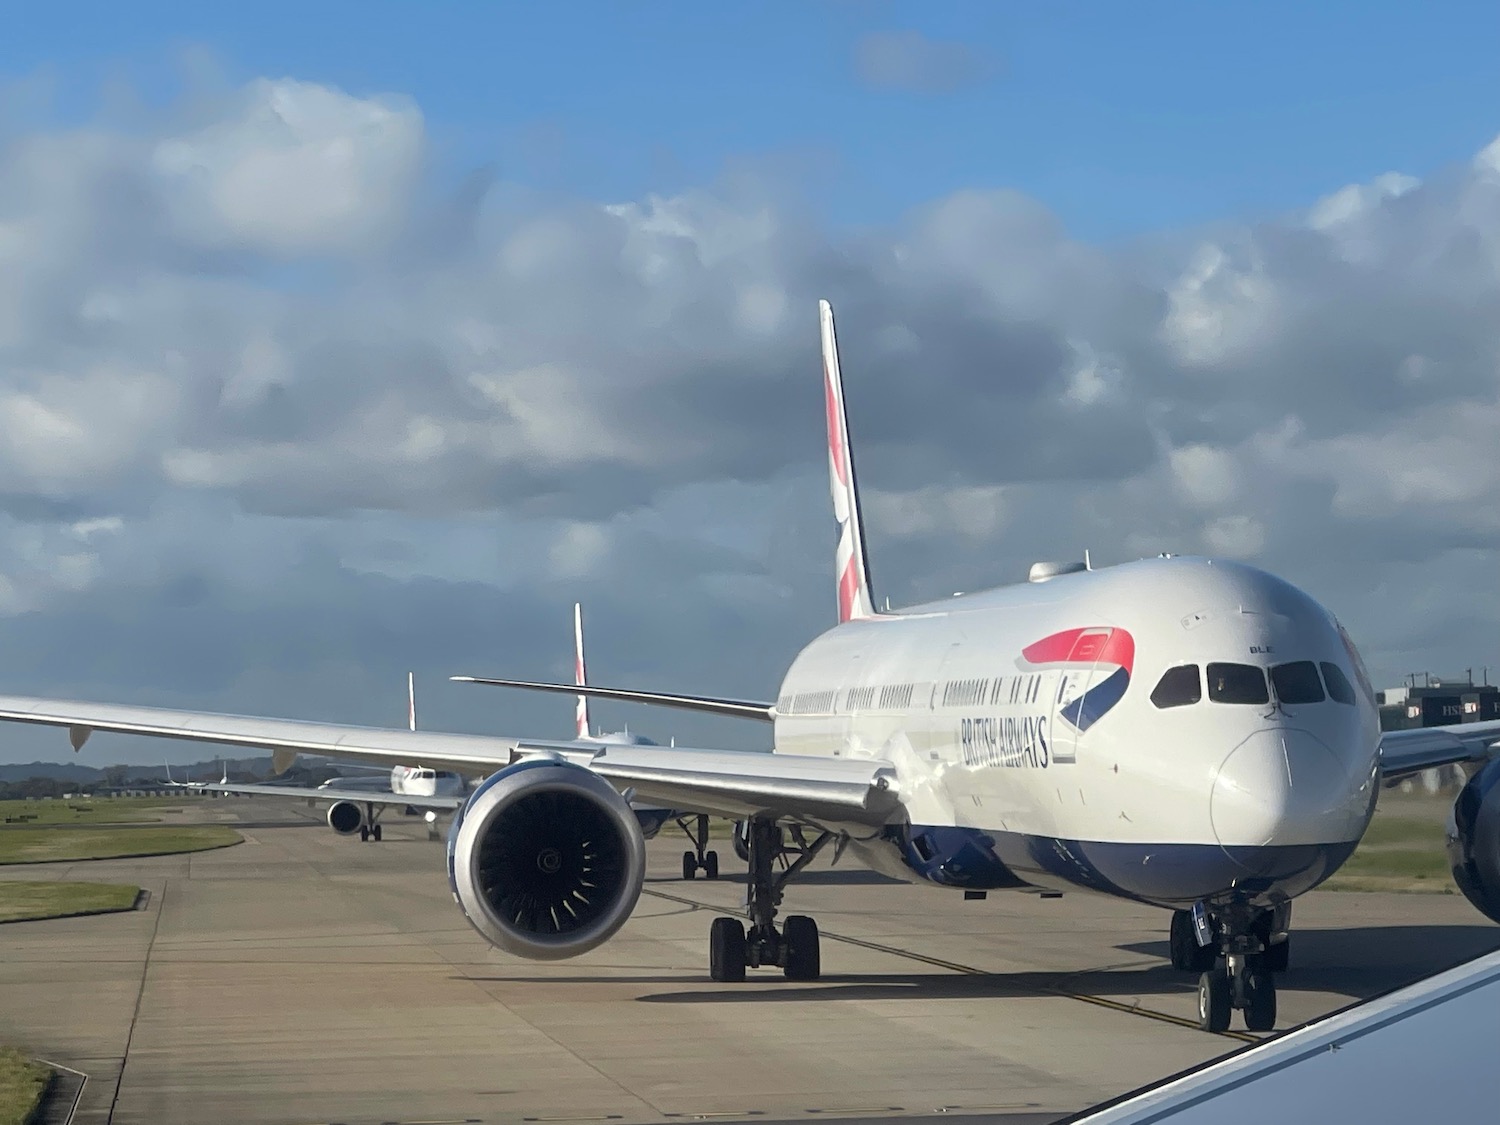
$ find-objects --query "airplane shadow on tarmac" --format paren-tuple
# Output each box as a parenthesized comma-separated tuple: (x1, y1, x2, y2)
(1120, 923, 1500, 1001)
(625, 924, 1500, 1005)
(646, 869, 905, 887)
(635, 966, 1198, 1005)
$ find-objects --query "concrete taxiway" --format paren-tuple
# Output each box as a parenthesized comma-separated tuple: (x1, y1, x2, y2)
(1, 799, 1496, 1125)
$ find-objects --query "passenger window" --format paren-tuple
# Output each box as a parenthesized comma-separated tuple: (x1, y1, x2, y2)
(1206, 663, 1270, 705)
(1321, 662, 1357, 706)
(1150, 665, 1201, 709)
(1271, 661, 1325, 705)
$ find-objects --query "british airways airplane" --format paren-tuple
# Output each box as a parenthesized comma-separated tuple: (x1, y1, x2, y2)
(0, 300, 1496, 1035)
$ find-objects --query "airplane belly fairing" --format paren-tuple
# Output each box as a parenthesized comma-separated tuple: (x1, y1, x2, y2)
(854, 821, 1359, 906)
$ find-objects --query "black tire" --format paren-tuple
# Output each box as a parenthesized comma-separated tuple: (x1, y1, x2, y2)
(371, 824, 382, 842)
(1190, 939, 1218, 973)
(682, 851, 697, 880)
(704, 851, 719, 880)
(1265, 936, 1290, 973)
(732, 822, 750, 862)
(1243, 968, 1277, 1031)
(709, 917, 746, 982)
(1168, 910, 1194, 970)
(358, 825, 370, 842)
(1197, 967, 1231, 1033)
(783, 915, 821, 981)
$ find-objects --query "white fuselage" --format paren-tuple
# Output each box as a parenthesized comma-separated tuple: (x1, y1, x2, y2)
(388, 766, 466, 799)
(770, 556, 1381, 909)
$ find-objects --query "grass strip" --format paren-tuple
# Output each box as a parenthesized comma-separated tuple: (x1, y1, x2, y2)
(0, 881, 142, 923)
(0, 825, 240, 865)
(0, 1047, 48, 1125)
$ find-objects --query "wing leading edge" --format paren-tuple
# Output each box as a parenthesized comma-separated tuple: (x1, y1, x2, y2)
(451, 675, 775, 722)
(0, 694, 897, 826)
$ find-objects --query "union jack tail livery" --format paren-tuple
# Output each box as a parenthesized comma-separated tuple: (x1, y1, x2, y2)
(820, 299, 878, 623)
(574, 601, 591, 739)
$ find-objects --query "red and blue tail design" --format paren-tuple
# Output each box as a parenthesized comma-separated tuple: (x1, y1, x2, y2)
(1020, 627, 1135, 733)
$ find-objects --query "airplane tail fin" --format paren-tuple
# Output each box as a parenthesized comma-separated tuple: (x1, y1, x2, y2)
(820, 299, 877, 623)
(574, 602, 592, 739)
(407, 671, 417, 732)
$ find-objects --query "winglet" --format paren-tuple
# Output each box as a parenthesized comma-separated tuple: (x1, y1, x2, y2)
(574, 602, 591, 739)
(820, 300, 877, 623)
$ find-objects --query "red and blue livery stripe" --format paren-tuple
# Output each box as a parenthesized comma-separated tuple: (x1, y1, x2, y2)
(1020, 627, 1135, 733)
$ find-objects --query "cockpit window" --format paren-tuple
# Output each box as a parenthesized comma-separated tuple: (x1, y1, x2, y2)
(1206, 663, 1270, 705)
(1150, 665, 1202, 709)
(1321, 662, 1357, 705)
(1271, 661, 1325, 705)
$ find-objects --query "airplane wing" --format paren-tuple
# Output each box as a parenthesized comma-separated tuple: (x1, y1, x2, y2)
(1379, 720, 1500, 782)
(0, 694, 899, 825)
(198, 781, 466, 810)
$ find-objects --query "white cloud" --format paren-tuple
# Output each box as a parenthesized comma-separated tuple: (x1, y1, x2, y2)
(151, 78, 423, 256)
(1169, 444, 1241, 509)
(1160, 242, 1280, 368)
(3, 75, 1500, 756)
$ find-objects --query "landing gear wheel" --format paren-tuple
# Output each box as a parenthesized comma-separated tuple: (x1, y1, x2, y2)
(358, 825, 370, 842)
(732, 821, 750, 862)
(1243, 968, 1277, 1031)
(1265, 937, 1290, 973)
(783, 915, 821, 981)
(1170, 910, 1216, 972)
(371, 824, 382, 842)
(1197, 967, 1231, 1033)
(709, 917, 747, 982)
(703, 850, 719, 880)
(682, 851, 698, 880)
(1169, 910, 1194, 970)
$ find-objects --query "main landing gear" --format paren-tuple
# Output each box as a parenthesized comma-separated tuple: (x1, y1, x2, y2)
(1171, 902, 1289, 1033)
(357, 803, 384, 843)
(709, 818, 831, 982)
(678, 813, 720, 880)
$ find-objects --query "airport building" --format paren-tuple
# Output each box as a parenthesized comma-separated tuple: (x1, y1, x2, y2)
(1377, 673, 1500, 732)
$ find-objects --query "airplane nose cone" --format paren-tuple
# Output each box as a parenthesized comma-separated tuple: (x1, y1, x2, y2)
(1210, 726, 1358, 852)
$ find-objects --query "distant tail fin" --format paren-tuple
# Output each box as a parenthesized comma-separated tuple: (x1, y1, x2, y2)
(820, 299, 877, 623)
(574, 602, 592, 739)
(407, 671, 417, 732)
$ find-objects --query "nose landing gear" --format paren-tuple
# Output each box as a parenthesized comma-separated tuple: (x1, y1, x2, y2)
(1197, 951, 1276, 1033)
(1176, 900, 1289, 1033)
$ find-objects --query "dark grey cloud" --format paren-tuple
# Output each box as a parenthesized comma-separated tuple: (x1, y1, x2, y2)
(853, 30, 999, 95)
(0, 78, 1498, 763)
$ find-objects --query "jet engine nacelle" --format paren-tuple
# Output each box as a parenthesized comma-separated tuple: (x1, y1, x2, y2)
(326, 800, 364, 836)
(446, 759, 646, 961)
(1447, 757, 1500, 923)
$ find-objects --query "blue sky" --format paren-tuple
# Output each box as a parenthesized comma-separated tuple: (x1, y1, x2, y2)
(5, 0, 1499, 240)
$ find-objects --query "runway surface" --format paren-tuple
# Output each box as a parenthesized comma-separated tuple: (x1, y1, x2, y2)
(1, 799, 1495, 1125)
